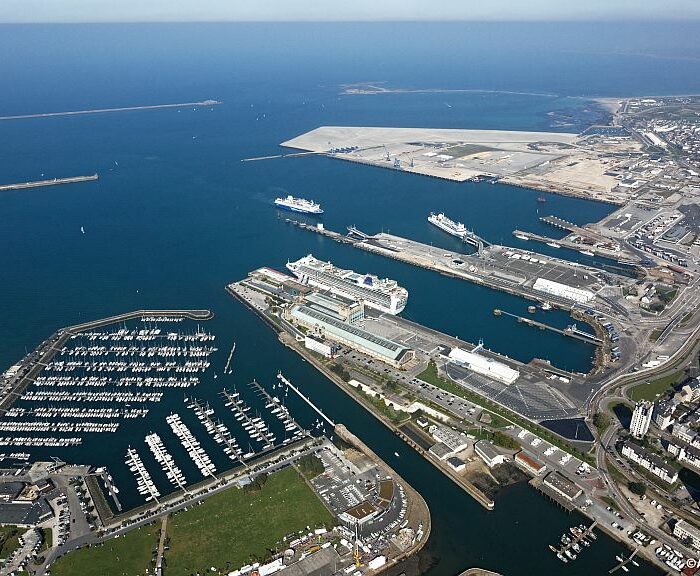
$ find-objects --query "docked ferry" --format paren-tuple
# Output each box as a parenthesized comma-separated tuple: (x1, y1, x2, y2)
(274, 195, 323, 214)
(428, 212, 467, 239)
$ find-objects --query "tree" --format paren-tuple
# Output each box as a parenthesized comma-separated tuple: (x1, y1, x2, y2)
(628, 481, 647, 496)
(592, 411, 610, 433)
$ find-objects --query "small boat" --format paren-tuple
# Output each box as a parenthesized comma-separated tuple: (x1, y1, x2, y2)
(621, 566, 628, 573)
(80, 226, 85, 234)
(549, 545, 558, 553)
(616, 556, 623, 562)
(394, 452, 400, 458)
(515, 233, 529, 241)
(579, 250, 594, 256)
(557, 553, 568, 563)
(537, 195, 546, 203)
(546, 241, 561, 248)
(541, 302, 552, 311)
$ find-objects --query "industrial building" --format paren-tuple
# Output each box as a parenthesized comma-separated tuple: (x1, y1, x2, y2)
(542, 471, 583, 502)
(514, 451, 547, 476)
(532, 277, 595, 304)
(447, 347, 519, 385)
(287, 304, 414, 368)
(428, 425, 470, 461)
(474, 441, 507, 468)
(621, 441, 678, 484)
(630, 401, 654, 439)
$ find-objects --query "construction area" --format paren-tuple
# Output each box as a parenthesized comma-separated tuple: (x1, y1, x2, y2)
(281, 125, 642, 203)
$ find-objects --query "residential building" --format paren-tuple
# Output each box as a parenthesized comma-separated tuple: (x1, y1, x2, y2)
(630, 401, 654, 439)
(672, 424, 699, 447)
(673, 520, 700, 551)
(621, 441, 678, 484)
(653, 400, 675, 430)
(679, 378, 700, 403)
(668, 443, 700, 471)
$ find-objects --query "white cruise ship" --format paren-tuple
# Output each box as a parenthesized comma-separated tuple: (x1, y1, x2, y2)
(428, 212, 467, 239)
(286, 254, 408, 314)
(274, 195, 323, 214)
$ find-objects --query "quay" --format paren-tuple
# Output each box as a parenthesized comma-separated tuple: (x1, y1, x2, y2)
(0, 100, 221, 121)
(242, 151, 324, 162)
(276, 332, 496, 510)
(334, 424, 432, 574)
(493, 309, 602, 345)
(278, 373, 336, 427)
(98, 469, 124, 512)
(284, 218, 355, 243)
(0, 174, 98, 192)
(511, 228, 634, 263)
(286, 220, 618, 313)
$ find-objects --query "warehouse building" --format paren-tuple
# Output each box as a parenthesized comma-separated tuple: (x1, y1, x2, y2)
(287, 304, 414, 368)
(533, 277, 595, 304)
(475, 441, 507, 468)
(514, 451, 547, 476)
(542, 471, 583, 502)
(448, 347, 519, 384)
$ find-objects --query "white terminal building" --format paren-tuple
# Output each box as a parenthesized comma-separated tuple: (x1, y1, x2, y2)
(448, 347, 520, 385)
(532, 277, 595, 304)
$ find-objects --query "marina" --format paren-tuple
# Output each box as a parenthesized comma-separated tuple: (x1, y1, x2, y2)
(125, 447, 161, 503)
(145, 432, 188, 492)
(220, 387, 276, 452)
(549, 522, 599, 564)
(186, 396, 243, 461)
(166, 412, 217, 478)
(247, 378, 307, 443)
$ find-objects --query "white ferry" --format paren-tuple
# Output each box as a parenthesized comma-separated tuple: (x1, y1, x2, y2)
(274, 195, 323, 214)
(428, 212, 467, 239)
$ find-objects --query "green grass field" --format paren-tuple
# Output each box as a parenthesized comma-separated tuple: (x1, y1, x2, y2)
(50, 523, 159, 576)
(628, 370, 684, 401)
(164, 467, 334, 575)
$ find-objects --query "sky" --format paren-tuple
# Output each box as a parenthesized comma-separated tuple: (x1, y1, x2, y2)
(1, 0, 699, 23)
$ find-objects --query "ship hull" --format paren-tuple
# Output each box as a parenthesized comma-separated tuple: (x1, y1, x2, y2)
(275, 203, 323, 215)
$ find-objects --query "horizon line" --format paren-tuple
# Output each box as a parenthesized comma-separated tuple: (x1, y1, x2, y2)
(1, 17, 699, 24)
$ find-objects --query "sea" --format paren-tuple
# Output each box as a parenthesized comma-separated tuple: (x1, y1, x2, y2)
(2, 21, 700, 575)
